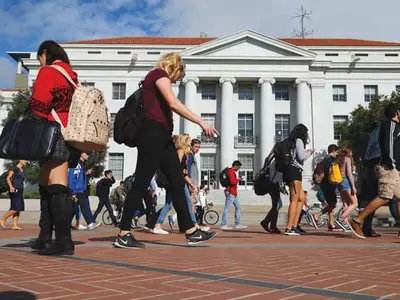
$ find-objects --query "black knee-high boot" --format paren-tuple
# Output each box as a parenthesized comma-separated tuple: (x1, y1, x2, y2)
(39, 185, 74, 256)
(31, 186, 53, 251)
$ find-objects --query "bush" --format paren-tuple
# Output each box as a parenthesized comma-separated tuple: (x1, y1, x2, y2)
(89, 183, 97, 196)
(23, 191, 40, 199)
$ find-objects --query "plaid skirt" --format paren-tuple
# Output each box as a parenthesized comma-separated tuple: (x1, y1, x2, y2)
(41, 133, 81, 167)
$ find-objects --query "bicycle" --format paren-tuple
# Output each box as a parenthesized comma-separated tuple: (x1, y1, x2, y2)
(196, 200, 220, 225)
(305, 196, 360, 228)
(102, 204, 136, 228)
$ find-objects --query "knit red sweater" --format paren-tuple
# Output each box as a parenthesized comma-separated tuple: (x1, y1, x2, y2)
(29, 61, 78, 127)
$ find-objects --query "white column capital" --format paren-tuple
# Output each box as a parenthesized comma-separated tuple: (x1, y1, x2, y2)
(294, 79, 310, 86)
(258, 78, 275, 86)
(219, 77, 236, 85)
(182, 76, 199, 84)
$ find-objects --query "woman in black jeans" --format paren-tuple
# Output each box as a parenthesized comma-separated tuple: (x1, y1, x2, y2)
(114, 53, 218, 249)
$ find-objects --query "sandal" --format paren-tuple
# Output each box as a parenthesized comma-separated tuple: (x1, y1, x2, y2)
(0, 219, 5, 229)
(11, 226, 23, 230)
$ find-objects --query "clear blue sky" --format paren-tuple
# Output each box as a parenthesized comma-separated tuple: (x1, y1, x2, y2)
(2, 0, 400, 88)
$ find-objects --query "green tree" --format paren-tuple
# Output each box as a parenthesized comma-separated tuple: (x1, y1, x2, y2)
(2, 91, 108, 183)
(339, 92, 400, 164)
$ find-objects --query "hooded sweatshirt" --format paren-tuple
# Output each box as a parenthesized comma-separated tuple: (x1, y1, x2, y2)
(29, 61, 79, 127)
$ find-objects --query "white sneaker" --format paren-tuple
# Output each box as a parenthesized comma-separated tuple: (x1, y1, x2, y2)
(221, 225, 233, 230)
(113, 210, 118, 217)
(153, 228, 169, 235)
(235, 224, 247, 230)
(76, 225, 87, 230)
(87, 222, 101, 230)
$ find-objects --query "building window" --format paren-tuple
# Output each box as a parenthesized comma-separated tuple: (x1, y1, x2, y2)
(333, 116, 348, 140)
(200, 113, 216, 127)
(201, 83, 217, 100)
(112, 83, 126, 100)
(109, 113, 117, 137)
(237, 154, 254, 187)
(364, 85, 378, 102)
(238, 114, 254, 138)
(108, 153, 124, 180)
(275, 114, 290, 143)
(83, 82, 95, 87)
(238, 83, 253, 100)
(200, 154, 216, 189)
(274, 84, 289, 101)
(332, 85, 347, 102)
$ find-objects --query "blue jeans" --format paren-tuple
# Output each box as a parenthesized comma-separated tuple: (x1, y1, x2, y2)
(156, 185, 197, 225)
(221, 191, 241, 226)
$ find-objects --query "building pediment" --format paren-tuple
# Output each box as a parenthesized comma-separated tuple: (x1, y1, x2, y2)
(181, 30, 316, 60)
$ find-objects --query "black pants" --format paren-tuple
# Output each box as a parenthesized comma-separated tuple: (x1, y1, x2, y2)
(120, 119, 192, 232)
(93, 195, 115, 223)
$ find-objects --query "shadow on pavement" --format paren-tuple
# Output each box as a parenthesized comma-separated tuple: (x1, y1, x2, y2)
(0, 291, 36, 299)
(88, 236, 208, 248)
(1, 239, 85, 248)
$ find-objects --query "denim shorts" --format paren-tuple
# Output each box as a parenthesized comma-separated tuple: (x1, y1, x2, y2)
(337, 177, 351, 191)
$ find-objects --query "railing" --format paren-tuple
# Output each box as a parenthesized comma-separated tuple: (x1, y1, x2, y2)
(234, 135, 258, 147)
(197, 134, 220, 146)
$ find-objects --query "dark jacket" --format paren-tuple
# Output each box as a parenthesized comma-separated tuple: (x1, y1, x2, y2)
(96, 177, 116, 198)
(379, 120, 400, 170)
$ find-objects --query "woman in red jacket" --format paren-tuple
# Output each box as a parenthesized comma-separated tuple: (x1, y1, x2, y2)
(29, 41, 81, 256)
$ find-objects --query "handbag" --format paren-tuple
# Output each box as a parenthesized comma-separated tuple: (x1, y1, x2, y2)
(0, 108, 61, 161)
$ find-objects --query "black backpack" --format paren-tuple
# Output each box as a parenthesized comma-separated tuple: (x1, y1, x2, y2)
(155, 169, 169, 189)
(0, 171, 9, 194)
(273, 138, 294, 173)
(113, 85, 157, 148)
(219, 168, 230, 187)
(253, 158, 273, 196)
(123, 174, 135, 192)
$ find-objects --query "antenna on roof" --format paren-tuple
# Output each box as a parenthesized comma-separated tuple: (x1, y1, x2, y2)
(291, 5, 313, 38)
(200, 32, 208, 38)
(156, 27, 162, 35)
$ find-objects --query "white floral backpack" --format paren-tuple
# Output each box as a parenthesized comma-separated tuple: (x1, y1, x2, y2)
(49, 65, 110, 151)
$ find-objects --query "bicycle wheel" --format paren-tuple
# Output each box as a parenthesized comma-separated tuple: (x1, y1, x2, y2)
(305, 207, 328, 228)
(204, 210, 219, 225)
(102, 210, 113, 226)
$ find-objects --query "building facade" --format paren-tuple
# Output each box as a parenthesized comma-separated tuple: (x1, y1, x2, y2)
(5, 29, 400, 191)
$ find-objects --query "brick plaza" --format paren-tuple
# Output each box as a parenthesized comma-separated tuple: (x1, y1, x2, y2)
(1, 223, 400, 300)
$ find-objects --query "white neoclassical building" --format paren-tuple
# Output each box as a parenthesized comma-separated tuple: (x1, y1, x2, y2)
(4, 29, 400, 191)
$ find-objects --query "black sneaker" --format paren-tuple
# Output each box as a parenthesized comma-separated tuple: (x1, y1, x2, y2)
(113, 233, 145, 249)
(284, 228, 300, 236)
(294, 226, 306, 235)
(186, 229, 217, 245)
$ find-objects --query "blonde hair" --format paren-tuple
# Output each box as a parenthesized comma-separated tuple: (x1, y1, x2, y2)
(156, 53, 184, 80)
(175, 134, 191, 155)
(338, 147, 354, 169)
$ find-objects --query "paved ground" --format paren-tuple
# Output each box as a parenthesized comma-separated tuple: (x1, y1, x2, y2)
(1, 220, 400, 300)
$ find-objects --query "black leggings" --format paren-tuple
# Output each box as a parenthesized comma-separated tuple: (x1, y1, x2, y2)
(120, 120, 193, 232)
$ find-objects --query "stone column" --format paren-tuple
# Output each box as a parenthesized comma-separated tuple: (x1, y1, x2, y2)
(258, 78, 275, 167)
(17, 59, 22, 75)
(182, 76, 199, 138)
(295, 79, 313, 189)
(219, 77, 236, 170)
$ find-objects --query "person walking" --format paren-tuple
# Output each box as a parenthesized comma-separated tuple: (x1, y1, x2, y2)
(220, 160, 247, 230)
(93, 170, 117, 226)
(29, 41, 81, 256)
(282, 124, 314, 236)
(349, 103, 400, 239)
(0, 160, 28, 230)
(114, 53, 218, 249)
(69, 153, 101, 230)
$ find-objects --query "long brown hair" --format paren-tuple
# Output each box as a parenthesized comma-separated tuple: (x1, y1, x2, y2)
(338, 147, 354, 169)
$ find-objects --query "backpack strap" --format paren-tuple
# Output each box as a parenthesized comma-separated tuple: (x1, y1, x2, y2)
(47, 65, 78, 88)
